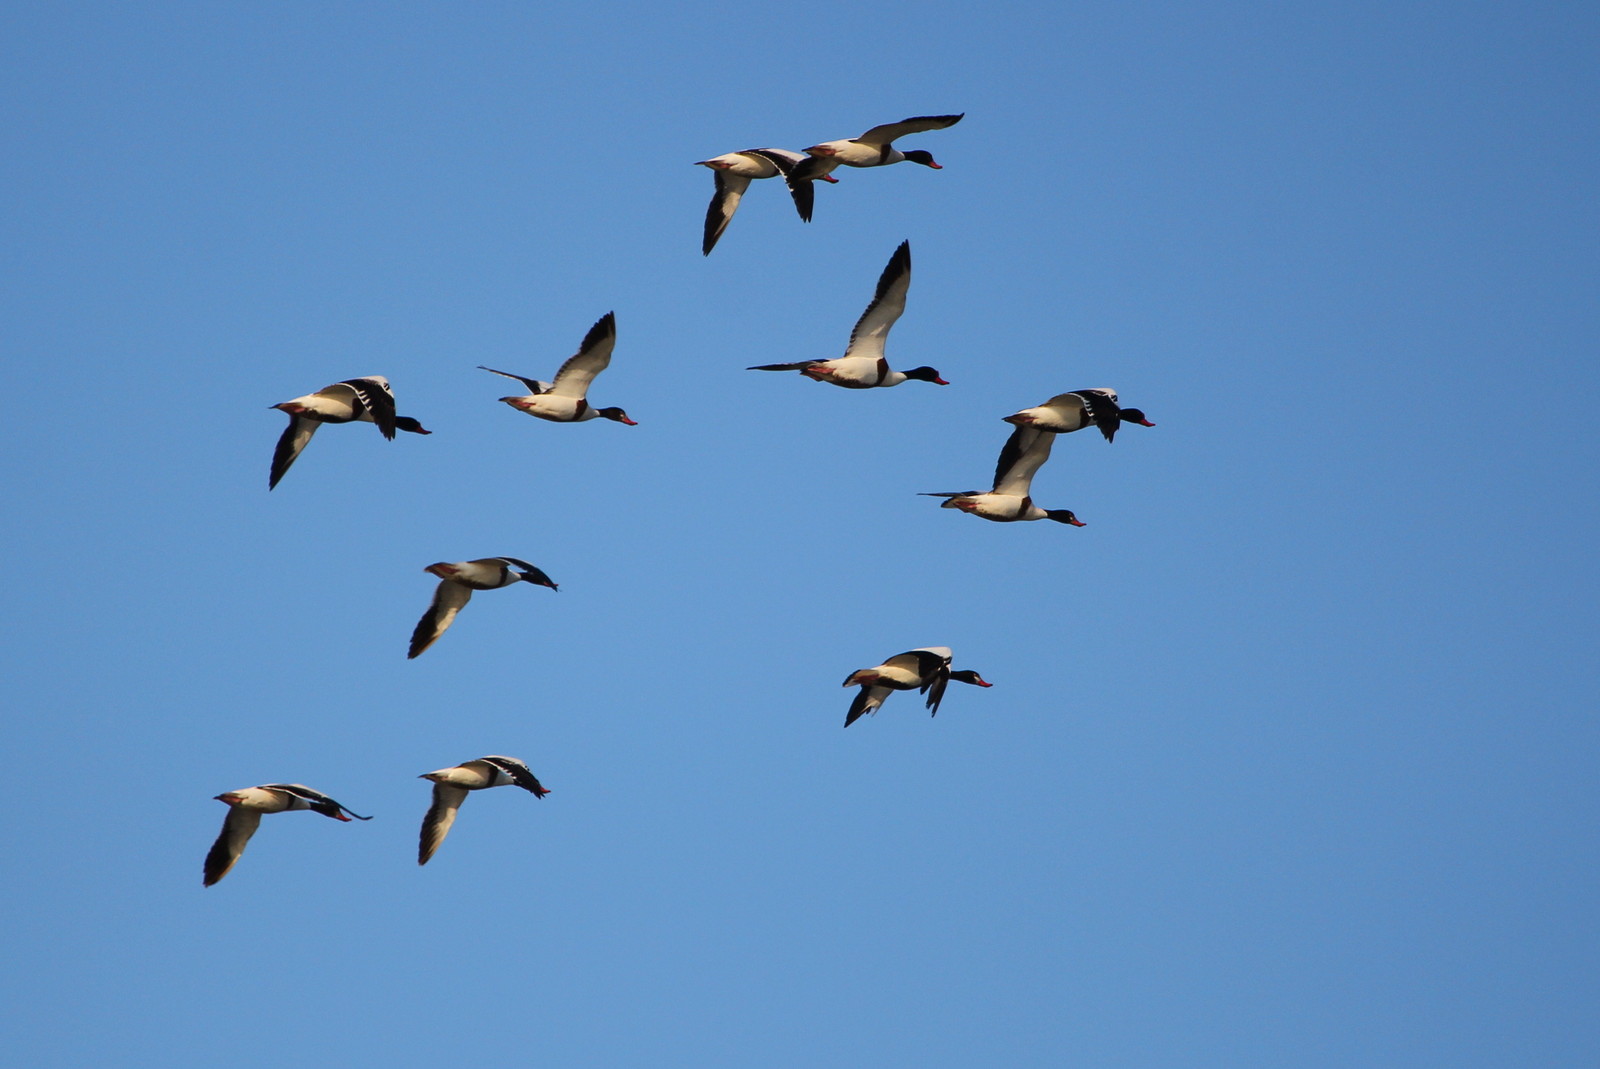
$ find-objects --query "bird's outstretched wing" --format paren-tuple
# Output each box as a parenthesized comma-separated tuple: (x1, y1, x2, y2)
(856, 113, 965, 145)
(269, 416, 319, 490)
(843, 241, 911, 360)
(408, 581, 473, 659)
(203, 806, 262, 886)
(548, 313, 618, 399)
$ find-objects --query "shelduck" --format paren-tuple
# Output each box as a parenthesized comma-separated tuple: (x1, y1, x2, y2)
(790, 114, 964, 182)
(408, 558, 558, 660)
(417, 755, 550, 865)
(748, 241, 947, 389)
(1004, 388, 1154, 442)
(479, 313, 636, 425)
(923, 426, 1085, 525)
(204, 783, 371, 886)
(695, 148, 840, 255)
(842, 646, 992, 728)
(268, 376, 431, 489)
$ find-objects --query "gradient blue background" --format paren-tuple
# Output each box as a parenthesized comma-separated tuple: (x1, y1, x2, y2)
(4, 2, 1596, 1065)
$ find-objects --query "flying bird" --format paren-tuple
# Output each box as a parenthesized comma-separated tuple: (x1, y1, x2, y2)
(695, 148, 840, 255)
(204, 783, 371, 886)
(479, 312, 636, 425)
(790, 113, 964, 182)
(842, 646, 992, 727)
(408, 557, 559, 659)
(1004, 388, 1154, 442)
(417, 755, 550, 865)
(922, 426, 1085, 525)
(268, 375, 431, 489)
(747, 241, 947, 388)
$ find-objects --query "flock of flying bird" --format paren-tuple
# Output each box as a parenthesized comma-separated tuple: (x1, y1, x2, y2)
(205, 113, 1155, 886)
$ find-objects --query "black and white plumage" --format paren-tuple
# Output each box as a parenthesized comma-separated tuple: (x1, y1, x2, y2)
(790, 113, 964, 182)
(921, 425, 1086, 525)
(204, 783, 372, 886)
(407, 557, 559, 659)
(747, 241, 946, 389)
(841, 646, 992, 728)
(268, 376, 431, 489)
(695, 148, 840, 255)
(1004, 388, 1155, 443)
(418, 755, 550, 865)
(478, 313, 636, 425)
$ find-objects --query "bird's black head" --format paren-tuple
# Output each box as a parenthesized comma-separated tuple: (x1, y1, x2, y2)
(1120, 408, 1155, 428)
(517, 568, 559, 591)
(902, 150, 942, 169)
(903, 366, 949, 385)
(598, 407, 637, 426)
(948, 670, 993, 688)
(1045, 509, 1086, 527)
(395, 416, 432, 435)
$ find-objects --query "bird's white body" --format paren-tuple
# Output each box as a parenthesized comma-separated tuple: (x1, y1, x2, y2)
(1006, 390, 1113, 433)
(800, 355, 910, 388)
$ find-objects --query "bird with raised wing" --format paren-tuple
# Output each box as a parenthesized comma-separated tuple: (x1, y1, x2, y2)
(408, 557, 559, 659)
(479, 312, 636, 425)
(842, 646, 992, 727)
(267, 375, 431, 489)
(417, 755, 551, 865)
(695, 148, 840, 255)
(1004, 388, 1154, 442)
(923, 426, 1085, 525)
(790, 113, 964, 182)
(204, 783, 371, 886)
(748, 241, 946, 389)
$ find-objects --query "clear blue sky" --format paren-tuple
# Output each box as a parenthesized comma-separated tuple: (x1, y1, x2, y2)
(4, 2, 1597, 1066)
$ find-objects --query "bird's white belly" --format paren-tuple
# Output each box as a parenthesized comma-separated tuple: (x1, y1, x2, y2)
(815, 357, 883, 387)
(960, 493, 1035, 521)
(829, 142, 888, 166)
(510, 396, 586, 421)
(432, 766, 495, 789)
(1025, 405, 1088, 432)
(293, 394, 358, 421)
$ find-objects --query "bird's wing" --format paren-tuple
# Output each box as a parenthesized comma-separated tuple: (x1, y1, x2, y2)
(418, 783, 469, 865)
(843, 241, 911, 360)
(783, 171, 815, 223)
(703, 171, 753, 255)
(856, 113, 965, 145)
(341, 377, 398, 439)
(268, 415, 319, 490)
(478, 366, 549, 394)
(845, 685, 892, 728)
(203, 806, 262, 886)
(265, 783, 372, 820)
(548, 312, 618, 398)
(481, 755, 550, 796)
(408, 581, 473, 659)
(747, 361, 821, 371)
(924, 669, 952, 715)
(789, 155, 840, 182)
(744, 147, 804, 171)
(742, 149, 816, 223)
(993, 425, 1057, 496)
(1068, 388, 1123, 442)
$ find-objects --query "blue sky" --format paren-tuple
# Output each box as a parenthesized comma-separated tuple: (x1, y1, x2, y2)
(3, 2, 1597, 1065)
